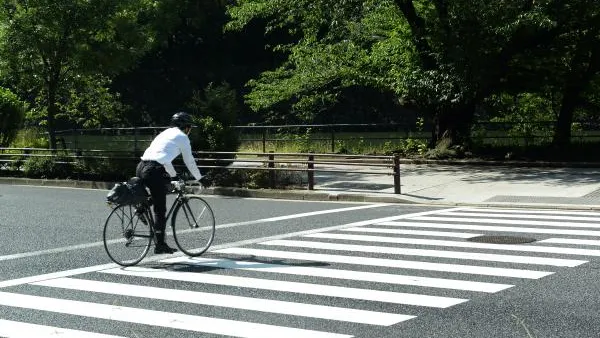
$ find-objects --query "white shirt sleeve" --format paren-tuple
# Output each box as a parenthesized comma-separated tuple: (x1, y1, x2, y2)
(179, 136, 203, 181)
(163, 162, 177, 178)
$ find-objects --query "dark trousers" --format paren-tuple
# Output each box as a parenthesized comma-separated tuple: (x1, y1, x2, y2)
(136, 160, 170, 244)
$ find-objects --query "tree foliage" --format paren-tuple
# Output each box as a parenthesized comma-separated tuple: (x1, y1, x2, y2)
(227, 0, 600, 147)
(0, 86, 25, 146)
(112, 0, 276, 126)
(187, 82, 240, 152)
(0, 0, 598, 154)
(0, 0, 159, 148)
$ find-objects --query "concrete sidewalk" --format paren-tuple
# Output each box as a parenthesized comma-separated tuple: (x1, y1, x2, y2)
(3, 163, 600, 209)
(310, 163, 600, 209)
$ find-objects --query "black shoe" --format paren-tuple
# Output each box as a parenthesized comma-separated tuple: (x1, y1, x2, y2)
(154, 243, 178, 254)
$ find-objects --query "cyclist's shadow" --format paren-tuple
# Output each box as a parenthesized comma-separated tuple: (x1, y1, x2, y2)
(146, 254, 330, 273)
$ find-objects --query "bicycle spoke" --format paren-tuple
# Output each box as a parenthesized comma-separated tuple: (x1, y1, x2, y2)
(172, 196, 215, 257)
(103, 204, 152, 266)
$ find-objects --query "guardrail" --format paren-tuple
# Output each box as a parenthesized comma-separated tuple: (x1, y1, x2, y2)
(0, 148, 402, 194)
(51, 121, 600, 153)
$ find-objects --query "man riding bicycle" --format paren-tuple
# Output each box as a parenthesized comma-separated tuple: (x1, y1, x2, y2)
(136, 112, 203, 254)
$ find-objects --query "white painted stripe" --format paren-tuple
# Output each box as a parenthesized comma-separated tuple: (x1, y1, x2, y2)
(437, 211, 600, 222)
(457, 208, 600, 217)
(0, 264, 118, 289)
(0, 319, 124, 338)
(0, 207, 462, 289)
(159, 256, 512, 293)
(217, 203, 391, 229)
(412, 216, 600, 229)
(0, 204, 389, 263)
(262, 239, 584, 267)
(306, 233, 600, 257)
(102, 266, 467, 308)
(0, 291, 351, 338)
(379, 221, 600, 237)
(34, 278, 410, 326)
(538, 238, 600, 246)
(215, 247, 551, 279)
(342, 227, 480, 238)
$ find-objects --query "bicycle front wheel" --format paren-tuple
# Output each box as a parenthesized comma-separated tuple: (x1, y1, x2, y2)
(103, 204, 152, 266)
(171, 196, 215, 256)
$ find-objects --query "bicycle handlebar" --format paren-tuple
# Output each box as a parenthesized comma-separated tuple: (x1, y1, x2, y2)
(170, 179, 202, 193)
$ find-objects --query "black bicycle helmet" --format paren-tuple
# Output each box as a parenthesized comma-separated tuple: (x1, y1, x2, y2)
(171, 112, 193, 129)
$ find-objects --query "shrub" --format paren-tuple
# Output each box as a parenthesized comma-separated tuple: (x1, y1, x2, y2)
(424, 138, 463, 159)
(206, 167, 305, 190)
(75, 156, 135, 181)
(22, 156, 74, 179)
(9, 127, 49, 148)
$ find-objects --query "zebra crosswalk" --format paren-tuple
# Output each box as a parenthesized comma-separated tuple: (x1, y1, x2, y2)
(1, 206, 600, 337)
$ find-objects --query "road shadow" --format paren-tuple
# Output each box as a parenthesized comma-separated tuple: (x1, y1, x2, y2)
(313, 164, 600, 189)
(401, 164, 600, 185)
(144, 254, 330, 273)
(400, 193, 443, 201)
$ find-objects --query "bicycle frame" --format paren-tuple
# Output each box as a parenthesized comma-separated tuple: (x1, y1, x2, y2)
(104, 180, 214, 266)
(138, 185, 190, 239)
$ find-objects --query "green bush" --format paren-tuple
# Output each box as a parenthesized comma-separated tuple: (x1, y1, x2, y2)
(9, 127, 49, 148)
(16, 153, 135, 181)
(22, 156, 74, 179)
(0, 87, 26, 147)
(74, 156, 135, 181)
(206, 167, 305, 190)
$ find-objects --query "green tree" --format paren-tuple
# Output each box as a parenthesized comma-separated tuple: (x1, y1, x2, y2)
(548, 1, 600, 147)
(187, 82, 240, 152)
(0, 86, 26, 146)
(227, 0, 596, 147)
(113, 0, 274, 126)
(0, 0, 158, 149)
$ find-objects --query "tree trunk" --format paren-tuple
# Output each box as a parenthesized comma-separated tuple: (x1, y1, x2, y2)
(432, 104, 476, 147)
(553, 87, 578, 148)
(47, 82, 58, 150)
(553, 41, 599, 148)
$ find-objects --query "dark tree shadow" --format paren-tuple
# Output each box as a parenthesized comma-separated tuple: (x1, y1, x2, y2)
(143, 254, 330, 273)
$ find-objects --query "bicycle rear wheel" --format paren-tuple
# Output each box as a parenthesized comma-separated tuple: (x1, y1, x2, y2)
(171, 196, 215, 256)
(103, 204, 152, 266)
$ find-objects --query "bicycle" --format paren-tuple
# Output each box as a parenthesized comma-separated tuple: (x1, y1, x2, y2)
(103, 179, 215, 266)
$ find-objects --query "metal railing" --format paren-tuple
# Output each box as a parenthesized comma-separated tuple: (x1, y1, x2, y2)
(0, 148, 402, 194)
(50, 122, 600, 154)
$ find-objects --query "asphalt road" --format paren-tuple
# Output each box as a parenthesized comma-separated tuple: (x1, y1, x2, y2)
(1, 184, 600, 338)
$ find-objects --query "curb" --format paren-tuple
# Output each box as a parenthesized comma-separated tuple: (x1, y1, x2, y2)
(0, 177, 114, 190)
(195, 186, 420, 204)
(1, 176, 419, 205)
(399, 158, 600, 168)
(4, 176, 600, 210)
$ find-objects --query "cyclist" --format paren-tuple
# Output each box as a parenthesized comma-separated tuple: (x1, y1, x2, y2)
(136, 112, 203, 254)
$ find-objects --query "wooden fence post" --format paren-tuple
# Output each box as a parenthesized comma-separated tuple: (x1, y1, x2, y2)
(268, 151, 275, 188)
(330, 130, 335, 153)
(307, 153, 314, 190)
(393, 154, 401, 194)
(134, 127, 139, 158)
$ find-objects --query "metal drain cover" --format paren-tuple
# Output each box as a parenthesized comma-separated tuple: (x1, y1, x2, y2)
(467, 235, 537, 244)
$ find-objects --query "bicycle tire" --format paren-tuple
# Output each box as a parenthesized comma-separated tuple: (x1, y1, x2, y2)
(171, 196, 215, 256)
(103, 204, 152, 266)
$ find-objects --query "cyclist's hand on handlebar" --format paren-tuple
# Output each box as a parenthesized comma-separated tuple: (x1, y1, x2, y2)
(169, 180, 185, 192)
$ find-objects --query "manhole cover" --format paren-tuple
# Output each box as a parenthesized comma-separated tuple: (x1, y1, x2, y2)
(467, 235, 537, 244)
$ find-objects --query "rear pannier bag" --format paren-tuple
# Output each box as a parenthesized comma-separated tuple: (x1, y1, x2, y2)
(106, 177, 147, 205)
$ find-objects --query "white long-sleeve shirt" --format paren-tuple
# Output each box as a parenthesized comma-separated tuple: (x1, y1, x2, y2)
(140, 127, 202, 180)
